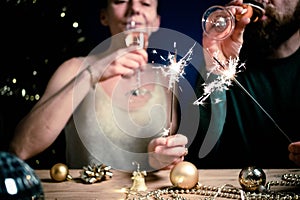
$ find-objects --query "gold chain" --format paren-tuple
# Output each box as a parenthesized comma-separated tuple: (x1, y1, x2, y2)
(125, 173, 300, 200)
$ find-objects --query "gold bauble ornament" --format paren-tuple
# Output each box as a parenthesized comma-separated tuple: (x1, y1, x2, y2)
(50, 163, 70, 182)
(169, 161, 198, 189)
(238, 166, 266, 192)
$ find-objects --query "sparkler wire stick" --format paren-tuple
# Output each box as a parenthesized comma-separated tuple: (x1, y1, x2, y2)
(209, 52, 292, 143)
(168, 43, 177, 136)
(169, 85, 175, 136)
(158, 42, 195, 137)
(231, 77, 292, 143)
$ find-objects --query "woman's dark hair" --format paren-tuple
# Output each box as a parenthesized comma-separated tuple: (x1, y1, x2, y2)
(99, 0, 161, 15)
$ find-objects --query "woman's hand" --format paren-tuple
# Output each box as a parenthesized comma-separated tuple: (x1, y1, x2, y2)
(89, 46, 148, 83)
(148, 134, 188, 170)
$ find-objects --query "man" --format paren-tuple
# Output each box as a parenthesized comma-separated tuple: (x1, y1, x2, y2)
(186, 0, 300, 168)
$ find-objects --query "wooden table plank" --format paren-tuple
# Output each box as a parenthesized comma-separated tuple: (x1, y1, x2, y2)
(35, 168, 300, 200)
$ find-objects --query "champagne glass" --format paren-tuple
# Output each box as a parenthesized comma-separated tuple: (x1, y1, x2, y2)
(202, 0, 265, 40)
(125, 16, 149, 96)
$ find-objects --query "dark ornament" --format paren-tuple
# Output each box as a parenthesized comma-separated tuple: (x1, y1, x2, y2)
(0, 151, 44, 200)
(238, 166, 266, 192)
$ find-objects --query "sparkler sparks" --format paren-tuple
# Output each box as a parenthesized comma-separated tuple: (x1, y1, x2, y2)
(159, 42, 196, 90)
(155, 42, 196, 136)
(193, 51, 245, 106)
(193, 50, 292, 143)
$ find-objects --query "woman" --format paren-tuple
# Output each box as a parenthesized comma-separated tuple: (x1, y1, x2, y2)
(9, 0, 188, 171)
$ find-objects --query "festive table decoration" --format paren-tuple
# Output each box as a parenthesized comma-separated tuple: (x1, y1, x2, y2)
(129, 162, 148, 192)
(238, 166, 266, 192)
(125, 165, 300, 200)
(0, 151, 44, 199)
(50, 163, 72, 182)
(80, 164, 113, 184)
(169, 161, 199, 189)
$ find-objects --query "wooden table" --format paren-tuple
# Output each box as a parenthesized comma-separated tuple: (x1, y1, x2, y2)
(35, 168, 300, 200)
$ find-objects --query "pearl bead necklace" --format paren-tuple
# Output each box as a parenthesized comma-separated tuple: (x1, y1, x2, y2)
(125, 173, 300, 200)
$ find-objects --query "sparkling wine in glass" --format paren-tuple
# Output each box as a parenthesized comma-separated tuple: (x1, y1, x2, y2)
(202, 0, 265, 40)
(125, 18, 149, 96)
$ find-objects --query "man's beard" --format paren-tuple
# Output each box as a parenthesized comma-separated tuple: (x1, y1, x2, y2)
(240, 1, 300, 60)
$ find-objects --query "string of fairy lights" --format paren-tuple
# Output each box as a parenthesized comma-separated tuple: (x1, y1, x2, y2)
(0, 0, 105, 161)
(0, 0, 102, 103)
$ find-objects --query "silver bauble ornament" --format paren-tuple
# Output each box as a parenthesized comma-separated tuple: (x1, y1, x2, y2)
(169, 161, 198, 189)
(0, 151, 44, 199)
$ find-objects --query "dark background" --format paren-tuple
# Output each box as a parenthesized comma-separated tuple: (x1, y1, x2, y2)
(0, 0, 227, 169)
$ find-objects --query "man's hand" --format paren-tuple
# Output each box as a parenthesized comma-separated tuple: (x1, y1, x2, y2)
(203, 0, 251, 73)
(288, 141, 300, 166)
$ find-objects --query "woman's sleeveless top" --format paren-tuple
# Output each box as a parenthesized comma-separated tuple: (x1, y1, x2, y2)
(64, 66, 170, 171)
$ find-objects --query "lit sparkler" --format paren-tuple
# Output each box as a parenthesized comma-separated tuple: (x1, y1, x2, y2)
(159, 42, 196, 90)
(193, 50, 245, 106)
(194, 49, 292, 143)
(157, 42, 196, 136)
